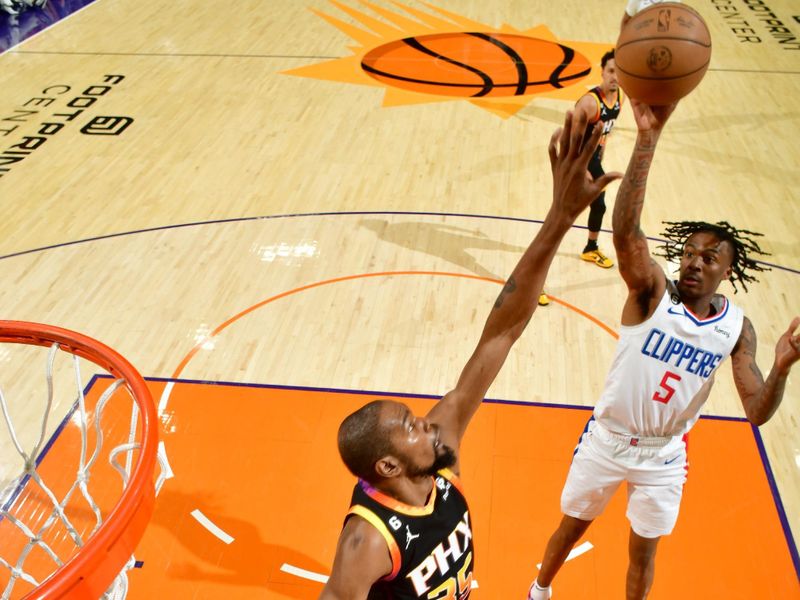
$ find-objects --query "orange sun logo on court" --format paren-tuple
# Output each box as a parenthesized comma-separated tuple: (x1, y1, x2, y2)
(284, 1, 613, 118)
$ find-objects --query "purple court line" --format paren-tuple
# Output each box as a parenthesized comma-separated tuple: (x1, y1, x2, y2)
(0, 373, 100, 520)
(1, 210, 797, 276)
(143, 375, 756, 422)
(751, 424, 800, 576)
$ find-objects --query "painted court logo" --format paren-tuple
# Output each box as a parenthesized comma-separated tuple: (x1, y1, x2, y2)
(284, 2, 614, 118)
(0, 75, 133, 178)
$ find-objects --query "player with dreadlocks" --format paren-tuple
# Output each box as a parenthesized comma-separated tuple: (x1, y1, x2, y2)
(656, 220, 769, 293)
(527, 100, 800, 600)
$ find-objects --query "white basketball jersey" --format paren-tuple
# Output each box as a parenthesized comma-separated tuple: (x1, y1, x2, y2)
(594, 281, 744, 437)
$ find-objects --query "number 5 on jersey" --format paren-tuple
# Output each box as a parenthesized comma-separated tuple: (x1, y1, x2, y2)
(653, 371, 681, 404)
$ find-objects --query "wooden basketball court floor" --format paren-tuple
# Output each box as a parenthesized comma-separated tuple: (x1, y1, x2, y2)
(0, 0, 798, 598)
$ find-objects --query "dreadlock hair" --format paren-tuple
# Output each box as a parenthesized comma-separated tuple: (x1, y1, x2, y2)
(655, 220, 770, 293)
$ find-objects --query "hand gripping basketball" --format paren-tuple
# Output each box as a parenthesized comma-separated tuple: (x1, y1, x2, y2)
(629, 97, 678, 133)
(548, 110, 623, 220)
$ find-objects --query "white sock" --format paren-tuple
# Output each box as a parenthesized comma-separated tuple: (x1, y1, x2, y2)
(528, 579, 552, 600)
(625, 0, 682, 17)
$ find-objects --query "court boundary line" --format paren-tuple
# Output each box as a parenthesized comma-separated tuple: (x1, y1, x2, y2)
(751, 424, 800, 576)
(8, 51, 800, 75)
(9, 50, 343, 59)
(0, 210, 796, 275)
(0, 373, 101, 520)
(143, 374, 753, 422)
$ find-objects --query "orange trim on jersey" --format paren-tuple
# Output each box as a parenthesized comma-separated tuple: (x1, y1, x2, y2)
(597, 88, 618, 111)
(348, 505, 402, 581)
(590, 93, 601, 123)
(438, 468, 465, 496)
(359, 478, 437, 516)
(683, 297, 728, 322)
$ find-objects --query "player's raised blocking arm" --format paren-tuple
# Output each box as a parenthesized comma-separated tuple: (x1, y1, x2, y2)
(428, 112, 622, 444)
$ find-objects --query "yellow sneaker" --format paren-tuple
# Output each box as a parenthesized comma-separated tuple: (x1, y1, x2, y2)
(581, 248, 614, 269)
(538, 293, 551, 306)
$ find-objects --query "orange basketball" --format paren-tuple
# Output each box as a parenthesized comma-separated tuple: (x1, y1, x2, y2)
(615, 3, 711, 105)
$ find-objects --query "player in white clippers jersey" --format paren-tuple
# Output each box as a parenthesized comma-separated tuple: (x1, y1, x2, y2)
(594, 276, 743, 438)
(527, 95, 800, 600)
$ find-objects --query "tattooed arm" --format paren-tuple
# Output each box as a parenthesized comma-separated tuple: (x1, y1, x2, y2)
(427, 110, 622, 463)
(612, 100, 677, 325)
(731, 317, 800, 426)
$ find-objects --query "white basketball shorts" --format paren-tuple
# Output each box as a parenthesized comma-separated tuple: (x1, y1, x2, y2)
(560, 418, 688, 538)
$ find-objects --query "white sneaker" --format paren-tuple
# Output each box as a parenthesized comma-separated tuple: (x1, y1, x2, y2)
(527, 579, 552, 600)
(625, 0, 681, 17)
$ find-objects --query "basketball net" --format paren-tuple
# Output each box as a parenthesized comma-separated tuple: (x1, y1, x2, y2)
(0, 327, 163, 600)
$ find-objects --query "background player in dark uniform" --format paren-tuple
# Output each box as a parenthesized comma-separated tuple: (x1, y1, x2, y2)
(539, 50, 621, 306)
(575, 49, 622, 270)
(319, 111, 623, 599)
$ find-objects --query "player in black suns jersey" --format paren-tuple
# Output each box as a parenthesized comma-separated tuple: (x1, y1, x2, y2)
(319, 110, 624, 600)
(575, 49, 622, 270)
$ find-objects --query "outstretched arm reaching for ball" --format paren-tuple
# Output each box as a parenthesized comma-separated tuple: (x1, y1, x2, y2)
(426, 110, 623, 475)
(612, 99, 677, 326)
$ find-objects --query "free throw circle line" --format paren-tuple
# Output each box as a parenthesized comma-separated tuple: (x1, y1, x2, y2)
(172, 270, 618, 378)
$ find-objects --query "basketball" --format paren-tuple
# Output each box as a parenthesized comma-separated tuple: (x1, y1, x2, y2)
(615, 3, 711, 105)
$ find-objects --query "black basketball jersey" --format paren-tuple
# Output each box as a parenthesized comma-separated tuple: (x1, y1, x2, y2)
(346, 469, 474, 600)
(582, 86, 622, 161)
